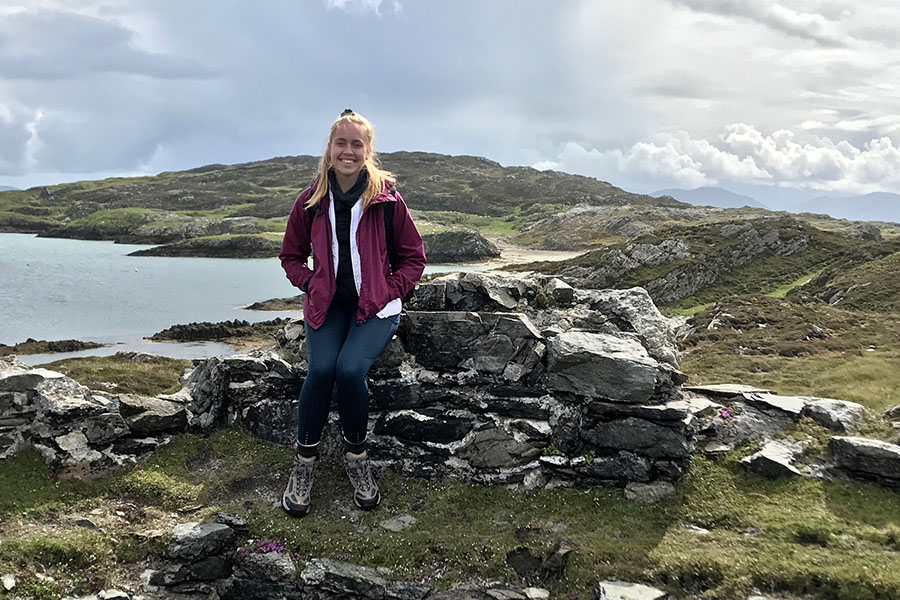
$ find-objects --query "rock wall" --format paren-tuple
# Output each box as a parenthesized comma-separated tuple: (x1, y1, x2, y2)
(3, 272, 899, 495)
(180, 272, 699, 488)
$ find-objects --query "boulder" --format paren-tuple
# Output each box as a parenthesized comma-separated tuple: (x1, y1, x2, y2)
(830, 436, 900, 486)
(849, 222, 881, 241)
(801, 398, 867, 432)
(118, 394, 187, 433)
(167, 522, 236, 561)
(300, 558, 430, 600)
(546, 331, 659, 403)
(582, 417, 692, 459)
(422, 230, 501, 264)
(740, 440, 804, 478)
(580, 287, 680, 367)
(233, 550, 297, 583)
(593, 580, 669, 600)
(624, 481, 676, 503)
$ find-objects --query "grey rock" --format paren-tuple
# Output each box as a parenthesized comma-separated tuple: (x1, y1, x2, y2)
(546, 331, 659, 403)
(683, 383, 772, 398)
(119, 393, 187, 433)
(801, 398, 867, 432)
(234, 550, 297, 583)
(458, 425, 544, 468)
(0, 366, 66, 392)
(401, 311, 540, 371)
(883, 404, 900, 421)
(217, 577, 303, 600)
(375, 410, 475, 444)
(212, 512, 249, 533)
(546, 277, 574, 306)
(575, 452, 652, 483)
(830, 436, 900, 486)
(167, 522, 236, 560)
(850, 222, 881, 240)
(583, 417, 692, 459)
(300, 558, 430, 600)
(583, 287, 681, 367)
(379, 515, 417, 532)
(410, 282, 447, 310)
(714, 401, 796, 447)
(740, 440, 803, 478)
(742, 392, 806, 417)
(624, 481, 676, 503)
(593, 580, 669, 600)
(541, 539, 575, 576)
(149, 556, 231, 586)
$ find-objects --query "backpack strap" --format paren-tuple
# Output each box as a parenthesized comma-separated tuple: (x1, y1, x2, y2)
(384, 198, 398, 272)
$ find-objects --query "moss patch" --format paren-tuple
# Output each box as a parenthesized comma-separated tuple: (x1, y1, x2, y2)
(37, 353, 191, 396)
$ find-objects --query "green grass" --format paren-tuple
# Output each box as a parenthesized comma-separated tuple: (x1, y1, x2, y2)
(414, 209, 521, 237)
(662, 302, 715, 317)
(4, 428, 900, 599)
(37, 353, 191, 396)
(65, 207, 159, 228)
(680, 296, 900, 412)
(766, 269, 822, 298)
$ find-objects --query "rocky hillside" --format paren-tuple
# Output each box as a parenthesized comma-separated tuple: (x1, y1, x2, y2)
(509, 215, 900, 310)
(0, 152, 680, 242)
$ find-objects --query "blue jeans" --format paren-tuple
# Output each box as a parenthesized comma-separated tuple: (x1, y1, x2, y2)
(296, 304, 400, 452)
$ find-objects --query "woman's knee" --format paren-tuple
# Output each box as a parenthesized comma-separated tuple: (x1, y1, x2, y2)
(335, 359, 367, 382)
(305, 361, 337, 382)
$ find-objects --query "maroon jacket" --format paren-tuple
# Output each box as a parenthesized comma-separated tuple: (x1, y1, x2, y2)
(279, 180, 426, 329)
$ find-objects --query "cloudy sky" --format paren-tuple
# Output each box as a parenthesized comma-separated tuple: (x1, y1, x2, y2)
(2, 0, 900, 201)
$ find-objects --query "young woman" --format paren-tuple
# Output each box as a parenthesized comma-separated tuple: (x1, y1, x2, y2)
(278, 110, 426, 516)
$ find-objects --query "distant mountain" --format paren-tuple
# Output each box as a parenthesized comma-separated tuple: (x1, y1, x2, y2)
(797, 192, 900, 224)
(0, 185, 18, 192)
(653, 186, 767, 209)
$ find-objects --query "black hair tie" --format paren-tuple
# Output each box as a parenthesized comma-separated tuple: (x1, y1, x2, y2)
(341, 108, 354, 116)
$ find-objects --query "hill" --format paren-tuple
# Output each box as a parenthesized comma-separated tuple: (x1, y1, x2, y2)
(653, 186, 768, 209)
(798, 192, 900, 224)
(509, 215, 900, 310)
(0, 152, 682, 244)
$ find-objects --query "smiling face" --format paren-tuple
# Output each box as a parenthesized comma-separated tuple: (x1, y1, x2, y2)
(329, 122, 369, 187)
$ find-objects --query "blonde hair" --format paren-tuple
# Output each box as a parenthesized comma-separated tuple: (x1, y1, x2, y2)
(306, 112, 394, 209)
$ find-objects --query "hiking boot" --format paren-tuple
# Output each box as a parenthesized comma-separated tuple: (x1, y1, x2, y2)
(282, 450, 317, 517)
(343, 451, 381, 510)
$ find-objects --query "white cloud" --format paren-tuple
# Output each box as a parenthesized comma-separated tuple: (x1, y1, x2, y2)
(324, 0, 401, 16)
(543, 125, 900, 194)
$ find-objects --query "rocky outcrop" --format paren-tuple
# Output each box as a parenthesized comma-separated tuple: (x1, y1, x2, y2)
(849, 222, 881, 241)
(0, 338, 104, 357)
(129, 235, 281, 258)
(137, 516, 555, 600)
(0, 356, 176, 478)
(543, 218, 814, 304)
(243, 296, 303, 311)
(422, 230, 501, 263)
(149, 318, 287, 342)
(829, 436, 900, 488)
